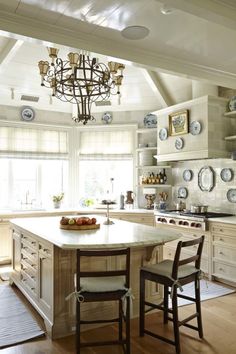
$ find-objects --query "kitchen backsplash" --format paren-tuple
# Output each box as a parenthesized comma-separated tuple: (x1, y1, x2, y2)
(172, 158, 236, 214)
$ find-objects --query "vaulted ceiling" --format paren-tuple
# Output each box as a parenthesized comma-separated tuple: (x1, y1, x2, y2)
(0, 0, 235, 115)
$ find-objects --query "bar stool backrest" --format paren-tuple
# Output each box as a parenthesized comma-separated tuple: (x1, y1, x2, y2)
(76, 248, 130, 291)
(171, 236, 205, 280)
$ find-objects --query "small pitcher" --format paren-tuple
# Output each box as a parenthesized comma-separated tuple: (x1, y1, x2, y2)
(125, 191, 134, 205)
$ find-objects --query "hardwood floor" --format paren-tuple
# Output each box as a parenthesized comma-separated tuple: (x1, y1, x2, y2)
(1, 280, 236, 354)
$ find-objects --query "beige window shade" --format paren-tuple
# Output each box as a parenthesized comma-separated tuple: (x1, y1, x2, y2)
(79, 130, 134, 159)
(0, 126, 68, 159)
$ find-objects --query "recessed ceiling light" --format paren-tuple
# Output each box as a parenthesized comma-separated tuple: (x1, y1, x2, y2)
(160, 4, 174, 15)
(121, 26, 150, 40)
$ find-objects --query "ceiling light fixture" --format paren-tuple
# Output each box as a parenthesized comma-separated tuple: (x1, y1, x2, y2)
(121, 26, 150, 40)
(38, 48, 125, 125)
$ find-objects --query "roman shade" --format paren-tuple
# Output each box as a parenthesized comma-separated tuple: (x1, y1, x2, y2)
(0, 126, 68, 159)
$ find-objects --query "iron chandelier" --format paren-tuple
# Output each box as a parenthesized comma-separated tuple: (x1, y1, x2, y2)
(38, 48, 125, 125)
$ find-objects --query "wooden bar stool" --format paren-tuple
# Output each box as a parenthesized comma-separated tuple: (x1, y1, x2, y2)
(139, 236, 204, 354)
(73, 248, 131, 354)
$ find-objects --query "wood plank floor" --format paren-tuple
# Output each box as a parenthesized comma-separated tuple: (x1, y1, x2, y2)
(1, 282, 236, 354)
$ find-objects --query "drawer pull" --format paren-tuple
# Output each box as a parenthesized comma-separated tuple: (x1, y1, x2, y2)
(219, 267, 224, 271)
(31, 252, 36, 256)
(219, 251, 223, 255)
(219, 238, 224, 241)
(219, 229, 223, 232)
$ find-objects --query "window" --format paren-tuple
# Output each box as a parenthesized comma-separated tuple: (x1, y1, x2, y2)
(0, 125, 69, 209)
(78, 127, 134, 204)
(0, 158, 68, 209)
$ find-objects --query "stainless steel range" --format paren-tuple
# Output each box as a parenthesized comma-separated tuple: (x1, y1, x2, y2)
(154, 210, 233, 231)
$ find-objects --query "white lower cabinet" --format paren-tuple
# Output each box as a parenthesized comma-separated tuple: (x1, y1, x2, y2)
(11, 227, 54, 332)
(0, 220, 11, 264)
(160, 225, 210, 277)
(210, 222, 236, 284)
(111, 212, 154, 226)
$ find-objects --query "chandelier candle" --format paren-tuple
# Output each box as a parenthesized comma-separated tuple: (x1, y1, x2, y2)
(38, 48, 125, 125)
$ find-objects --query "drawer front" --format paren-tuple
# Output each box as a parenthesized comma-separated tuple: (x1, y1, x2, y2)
(21, 272, 37, 296)
(213, 234, 236, 247)
(180, 230, 209, 242)
(166, 238, 208, 257)
(21, 245, 37, 263)
(213, 261, 236, 282)
(21, 234, 37, 251)
(163, 246, 208, 273)
(210, 223, 236, 237)
(39, 241, 53, 258)
(213, 245, 236, 264)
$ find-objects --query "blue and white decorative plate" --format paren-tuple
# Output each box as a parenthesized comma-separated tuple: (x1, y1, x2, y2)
(190, 121, 202, 135)
(229, 96, 236, 112)
(159, 128, 168, 141)
(144, 113, 157, 128)
(183, 169, 193, 182)
(227, 189, 236, 203)
(21, 106, 35, 121)
(101, 112, 113, 124)
(221, 168, 233, 182)
(177, 187, 188, 199)
(175, 137, 184, 150)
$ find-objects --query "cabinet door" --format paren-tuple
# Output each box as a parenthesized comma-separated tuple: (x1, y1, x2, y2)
(39, 253, 53, 316)
(12, 229, 21, 280)
(0, 221, 11, 264)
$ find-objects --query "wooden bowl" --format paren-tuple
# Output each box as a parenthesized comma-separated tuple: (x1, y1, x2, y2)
(60, 223, 100, 230)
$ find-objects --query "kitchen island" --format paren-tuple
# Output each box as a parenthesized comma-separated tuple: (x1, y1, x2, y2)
(10, 215, 180, 338)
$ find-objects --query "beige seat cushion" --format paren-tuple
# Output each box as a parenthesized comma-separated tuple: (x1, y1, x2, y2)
(142, 259, 199, 281)
(80, 275, 126, 292)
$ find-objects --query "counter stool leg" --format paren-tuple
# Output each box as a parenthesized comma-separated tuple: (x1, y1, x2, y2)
(119, 299, 123, 341)
(164, 285, 169, 324)
(195, 278, 204, 338)
(76, 300, 81, 354)
(139, 272, 145, 337)
(126, 297, 131, 354)
(172, 286, 180, 354)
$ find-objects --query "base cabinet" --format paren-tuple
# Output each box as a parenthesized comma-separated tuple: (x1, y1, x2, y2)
(0, 220, 11, 264)
(210, 222, 236, 284)
(111, 212, 154, 226)
(10, 224, 161, 339)
(158, 224, 210, 277)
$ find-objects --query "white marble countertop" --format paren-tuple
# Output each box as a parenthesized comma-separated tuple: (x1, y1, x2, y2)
(208, 216, 236, 224)
(10, 215, 180, 249)
(0, 208, 154, 220)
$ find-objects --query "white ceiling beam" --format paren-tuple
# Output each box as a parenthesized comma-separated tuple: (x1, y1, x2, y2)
(142, 70, 173, 108)
(0, 38, 23, 66)
(1, 9, 236, 89)
(162, 0, 236, 31)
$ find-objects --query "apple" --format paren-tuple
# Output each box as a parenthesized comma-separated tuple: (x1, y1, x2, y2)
(68, 218, 75, 225)
(91, 218, 97, 224)
(60, 217, 69, 225)
(87, 219, 93, 225)
(76, 218, 83, 225)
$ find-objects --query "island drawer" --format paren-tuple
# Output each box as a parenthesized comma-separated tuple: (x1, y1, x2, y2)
(39, 241, 53, 258)
(213, 245, 236, 264)
(21, 234, 37, 250)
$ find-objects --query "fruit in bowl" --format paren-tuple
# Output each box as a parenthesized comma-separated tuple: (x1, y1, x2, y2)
(60, 216, 98, 227)
(68, 218, 76, 225)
